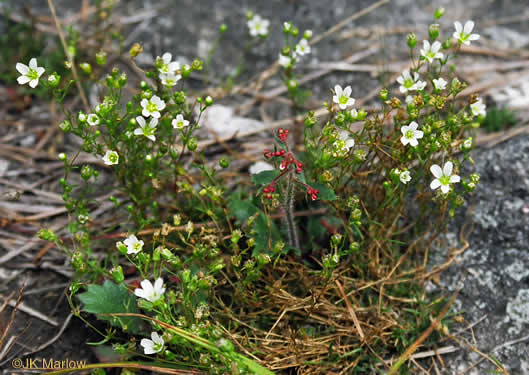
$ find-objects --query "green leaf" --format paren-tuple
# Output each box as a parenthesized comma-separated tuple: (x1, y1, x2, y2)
(78, 281, 141, 334)
(310, 182, 337, 201)
(227, 196, 259, 224)
(251, 170, 280, 186)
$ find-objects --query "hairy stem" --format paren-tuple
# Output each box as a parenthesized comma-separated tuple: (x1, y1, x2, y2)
(282, 172, 300, 250)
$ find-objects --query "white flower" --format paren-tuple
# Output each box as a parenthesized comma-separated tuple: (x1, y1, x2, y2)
(278, 53, 293, 68)
(453, 21, 480, 45)
(400, 170, 411, 184)
(134, 278, 165, 302)
(102, 150, 119, 165)
(333, 85, 355, 110)
(16, 58, 45, 88)
(397, 70, 426, 93)
(249, 161, 274, 174)
(156, 52, 180, 74)
(332, 130, 355, 157)
(420, 40, 444, 63)
(400, 121, 424, 147)
(134, 116, 158, 141)
(87, 113, 100, 126)
(171, 114, 189, 129)
(123, 234, 144, 254)
(78, 112, 87, 122)
(283, 22, 292, 32)
(141, 332, 164, 355)
(141, 95, 165, 118)
(295, 39, 311, 56)
(470, 98, 486, 117)
(159, 72, 181, 87)
(405, 95, 414, 105)
(247, 14, 269, 37)
(433, 77, 448, 91)
(430, 161, 460, 194)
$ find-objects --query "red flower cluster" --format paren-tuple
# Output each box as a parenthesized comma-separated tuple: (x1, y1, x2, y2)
(261, 128, 320, 201)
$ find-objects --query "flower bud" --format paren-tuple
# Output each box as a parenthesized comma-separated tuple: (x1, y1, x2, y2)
(96, 50, 107, 65)
(129, 43, 143, 58)
(304, 30, 313, 39)
(429, 24, 439, 40)
(219, 156, 230, 168)
(379, 88, 389, 101)
(111, 265, 124, 283)
(219, 23, 227, 33)
(79, 62, 92, 74)
(407, 33, 417, 48)
(59, 120, 71, 132)
(434, 7, 445, 19)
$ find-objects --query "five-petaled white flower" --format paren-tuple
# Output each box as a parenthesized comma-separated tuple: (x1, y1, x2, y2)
(420, 40, 444, 63)
(16, 58, 45, 88)
(333, 85, 355, 110)
(397, 70, 426, 93)
(470, 98, 486, 117)
(430, 161, 460, 194)
(295, 39, 311, 56)
(134, 116, 158, 141)
(141, 332, 164, 355)
(102, 150, 119, 165)
(123, 234, 144, 255)
(399, 170, 411, 184)
(433, 77, 448, 91)
(332, 130, 355, 158)
(172, 114, 189, 129)
(141, 95, 165, 118)
(453, 21, 480, 45)
(247, 14, 270, 37)
(462, 137, 473, 150)
(134, 278, 166, 302)
(159, 72, 181, 87)
(156, 52, 180, 74)
(400, 121, 424, 147)
(278, 53, 293, 68)
(87, 114, 100, 126)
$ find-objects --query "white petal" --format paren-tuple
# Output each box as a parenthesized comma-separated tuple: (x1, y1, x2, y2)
(430, 179, 441, 190)
(162, 52, 172, 63)
(140, 99, 148, 108)
(430, 165, 443, 178)
(151, 111, 160, 118)
(334, 85, 342, 96)
(422, 40, 430, 50)
(29, 79, 38, 88)
(134, 288, 147, 299)
(399, 86, 407, 94)
(410, 138, 418, 147)
(409, 122, 418, 130)
(469, 34, 480, 41)
(432, 41, 441, 52)
(29, 58, 38, 69)
(134, 129, 143, 136)
(16, 63, 29, 75)
(140, 279, 154, 294)
(400, 136, 409, 146)
(454, 22, 462, 33)
(149, 118, 158, 128)
(136, 116, 145, 126)
(450, 175, 460, 183)
(154, 278, 164, 291)
(415, 130, 424, 139)
(343, 86, 352, 97)
(443, 161, 453, 176)
(440, 184, 450, 194)
(396, 77, 404, 85)
(147, 135, 156, 141)
(401, 126, 409, 135)
(17, 76, 31, 84)
(464, 20, 474, 34)
(36, 67, 45, 76)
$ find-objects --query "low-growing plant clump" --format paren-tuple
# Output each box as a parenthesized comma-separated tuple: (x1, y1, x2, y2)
(18, 4, 489, 374)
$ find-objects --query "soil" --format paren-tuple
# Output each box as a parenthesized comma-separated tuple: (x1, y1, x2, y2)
(1, 0, 529, 374)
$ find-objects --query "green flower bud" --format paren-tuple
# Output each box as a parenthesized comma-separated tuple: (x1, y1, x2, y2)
(304, 30, 313, 39)
(129, 43, 143, 58)
(407, 33, 417, 48)
(96, 50, 107, 65)
(442, 38, 452, 49)
(204, 95, 213, 106)
(434, 7, 445, 19)
(187, 137, 198, 151)
(291, 27, 299, 37)
(79, 62, 92, 74)
(111, 265, 124, 283)
(379, 88, 389, 101)
(192, 58, 203, 71)
(429, 24, 439, 40)
(219, 23, 227, 33)
(58, 152, 67, 161)
(219, 156, 230, 168)
(181, 64, 192, 79)
(59, 120, 71, 132)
